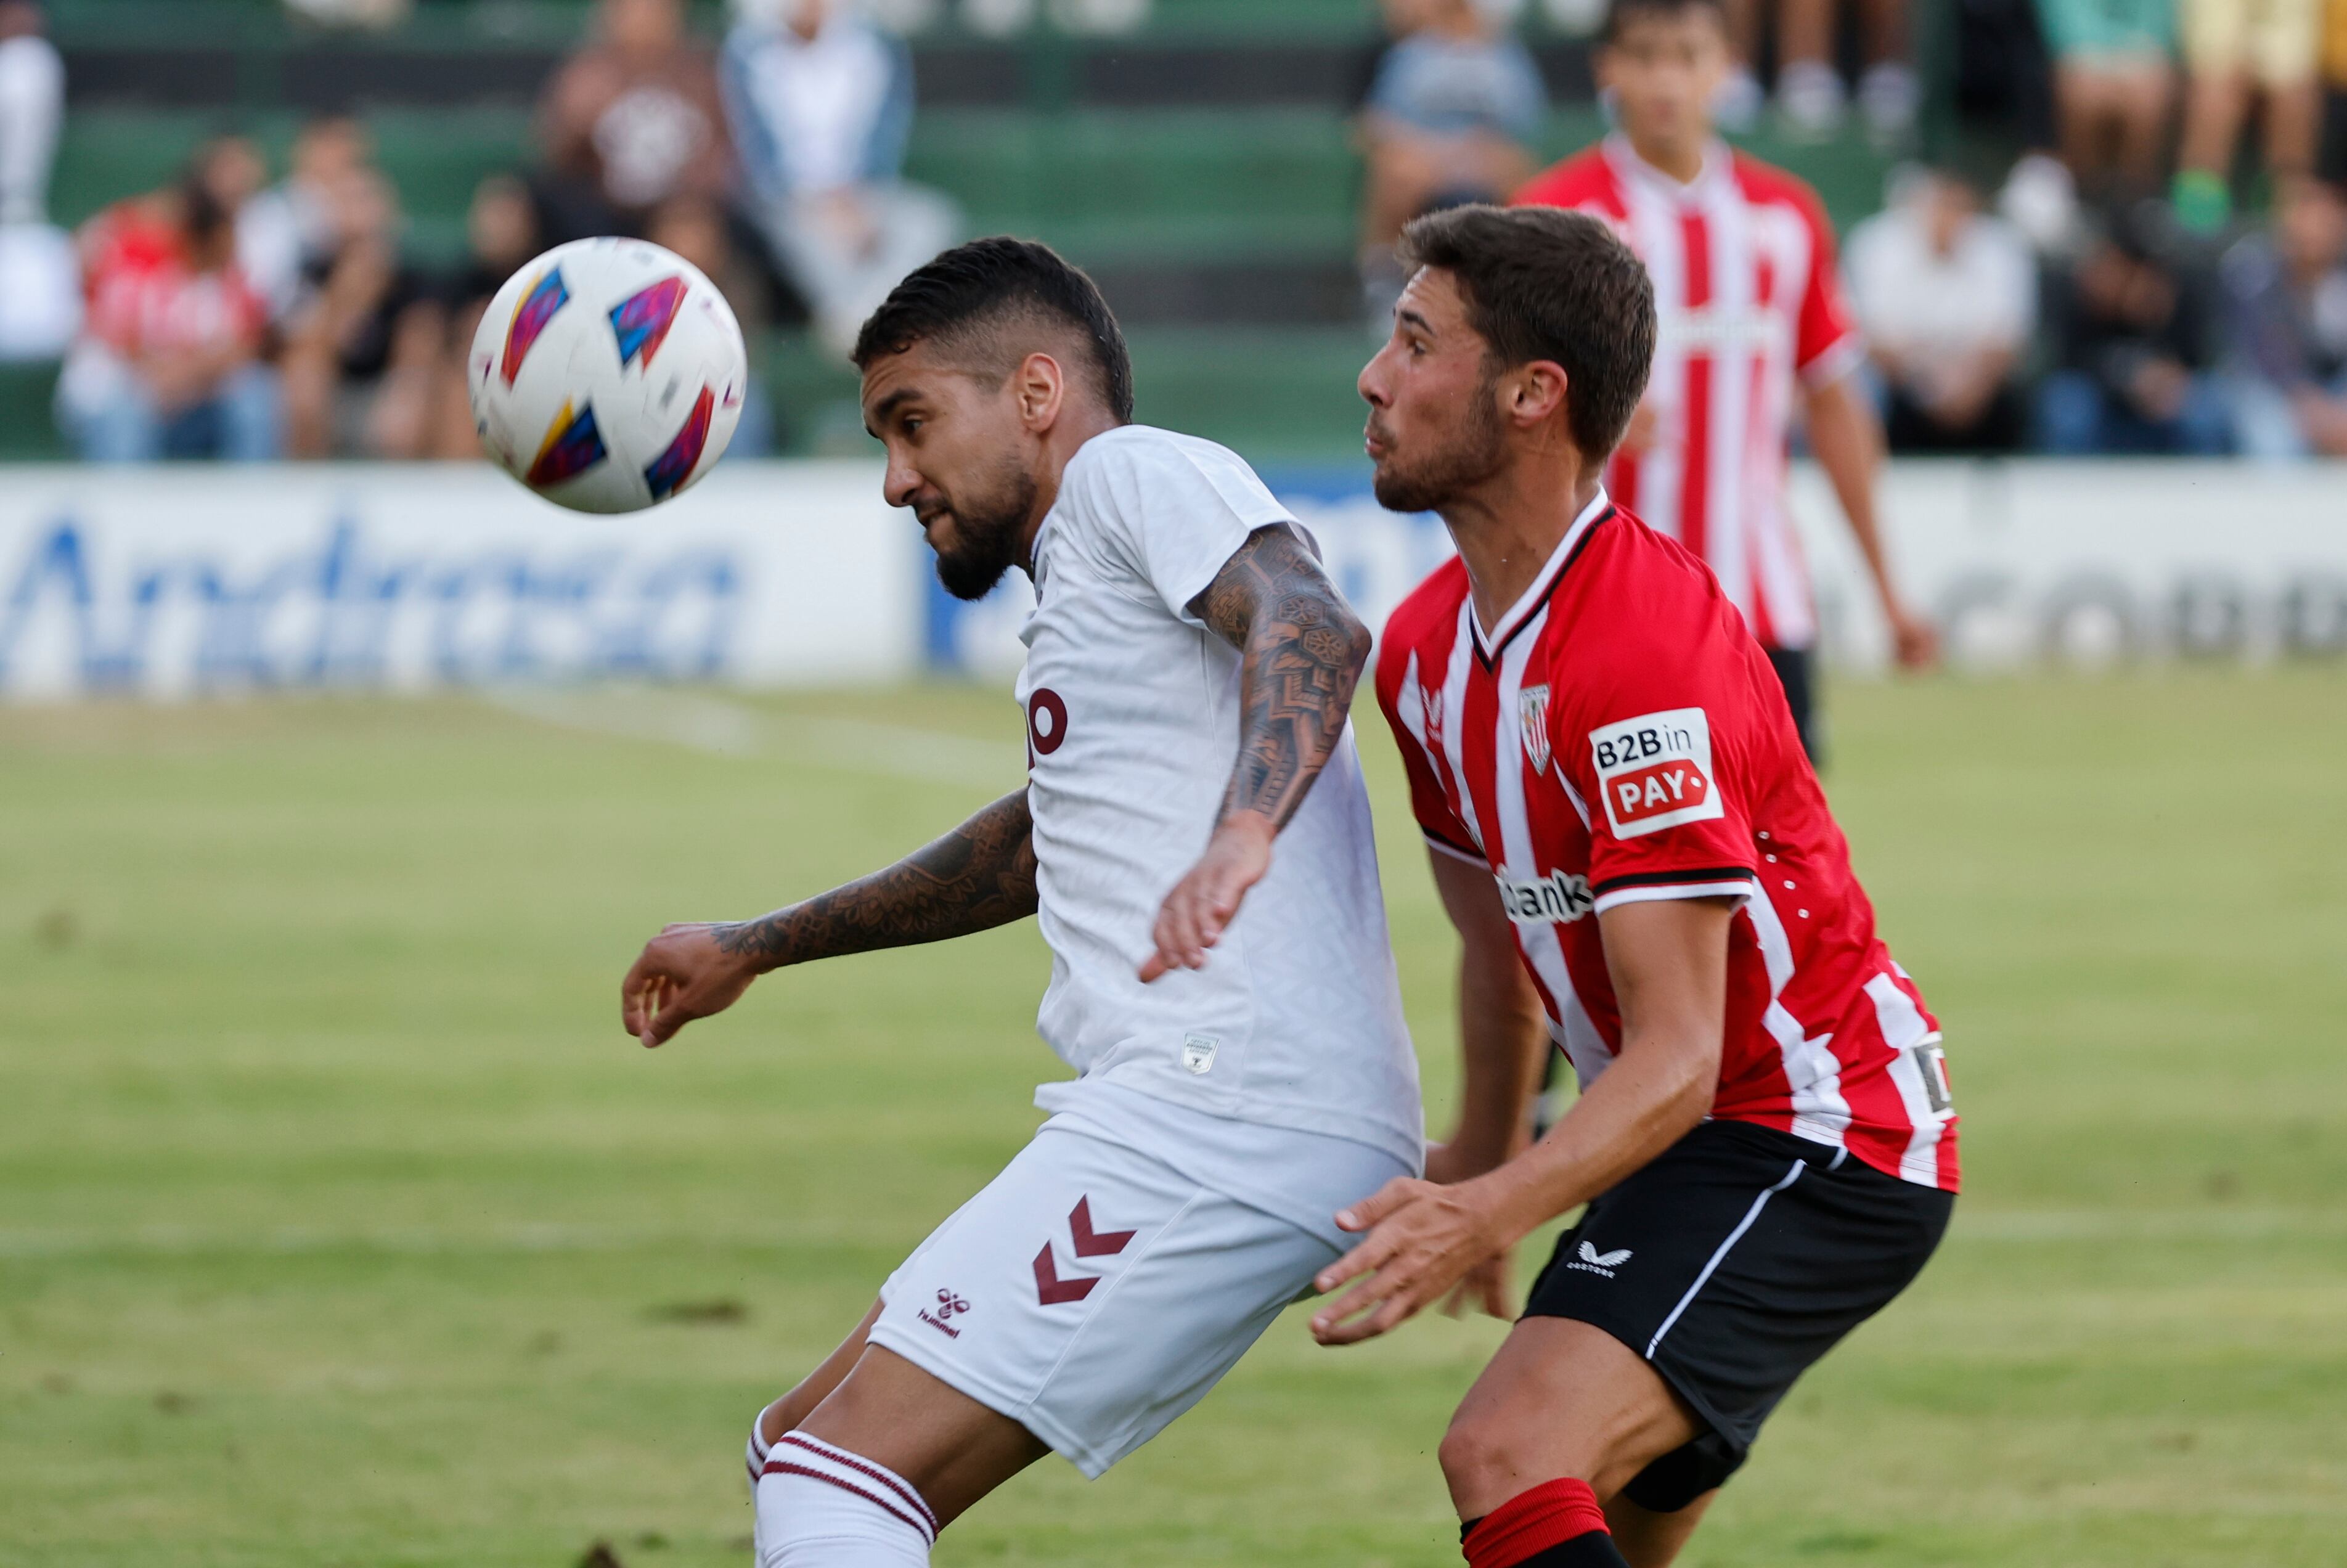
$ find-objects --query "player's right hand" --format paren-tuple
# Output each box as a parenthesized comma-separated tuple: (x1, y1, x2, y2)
(619, 923, 759, 1049)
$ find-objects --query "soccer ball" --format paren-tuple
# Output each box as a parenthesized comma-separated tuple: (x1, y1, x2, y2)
(468, 237, 748, 514)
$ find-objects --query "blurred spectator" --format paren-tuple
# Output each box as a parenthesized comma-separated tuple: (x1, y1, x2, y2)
(236, 118, 378, 324)
(57, 178, 280, 462)
(1353, 0, 1544, 322)
(2218, 174, 2347, 455)
(537, 0, 732, 243)
(647, 192, 779, 454)
(722, 0, 959, 355)
(2038, 202, 2231, 453)
(0, 0, 76, 361)
(2036, 0, 2174, 194)
(2174, 0, 2320, 231)
(1998, 149, 2085, 253)
(279, 163, 446, 459)
(418, 173, 544, 461)
(1847, 166, 2035, 452)
(1721, 0, 1917, 140)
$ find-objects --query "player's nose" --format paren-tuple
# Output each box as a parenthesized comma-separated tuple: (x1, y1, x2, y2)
(883, 460, 923, 510)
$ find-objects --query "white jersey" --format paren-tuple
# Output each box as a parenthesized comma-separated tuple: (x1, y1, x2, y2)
(1013, 424, 1422, 1173)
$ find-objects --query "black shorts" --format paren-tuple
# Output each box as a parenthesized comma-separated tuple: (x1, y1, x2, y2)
(1522, 1119, 1952, 1512)
(1765, 643, 1821, 765)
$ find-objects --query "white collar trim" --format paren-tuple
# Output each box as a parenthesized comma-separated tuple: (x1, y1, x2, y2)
(1470, 488, 1612, 657)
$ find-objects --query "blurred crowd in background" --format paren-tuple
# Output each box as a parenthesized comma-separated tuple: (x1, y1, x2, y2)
(4, 0, 2347, 461)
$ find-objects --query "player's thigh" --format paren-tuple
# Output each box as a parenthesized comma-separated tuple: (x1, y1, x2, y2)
(1440, 1315, 1700, 1518)
(857, 1122, 1336, 1481)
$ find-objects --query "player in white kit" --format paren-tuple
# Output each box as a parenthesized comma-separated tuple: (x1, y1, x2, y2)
(616, 238, 1423, 1566)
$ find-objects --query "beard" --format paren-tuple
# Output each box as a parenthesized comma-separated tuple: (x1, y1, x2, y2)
(927, 454, 1039, 602)
(1369, 369, 1509, 514)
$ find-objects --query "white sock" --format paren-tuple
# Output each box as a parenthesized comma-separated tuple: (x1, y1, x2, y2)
(755, 1432, 937, 1568)
(747, 1408, 775, 1488)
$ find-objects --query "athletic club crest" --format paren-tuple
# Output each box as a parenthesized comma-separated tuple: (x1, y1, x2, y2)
(1518, 684, 1553, 774)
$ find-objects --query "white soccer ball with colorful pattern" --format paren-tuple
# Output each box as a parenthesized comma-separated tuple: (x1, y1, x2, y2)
(468, 238, 748, 514)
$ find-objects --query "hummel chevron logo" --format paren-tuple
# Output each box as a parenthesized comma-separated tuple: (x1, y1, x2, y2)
(1567, 1240, 1633, 1277)
(1032, 1245, 1096, 1305)
(1034, 1196, 1136, 1305)
(1068, 1197, 1135, 1258)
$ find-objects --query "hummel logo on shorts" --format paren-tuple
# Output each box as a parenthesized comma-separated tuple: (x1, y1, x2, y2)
(1567, 1240, 1632, 1278)
(918, 1288, 972, 1338)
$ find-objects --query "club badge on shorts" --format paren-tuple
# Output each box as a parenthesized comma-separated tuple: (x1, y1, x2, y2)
(1518, 684, 1551, 774)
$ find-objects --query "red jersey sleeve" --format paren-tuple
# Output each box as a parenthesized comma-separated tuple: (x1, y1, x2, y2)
(1787, 179, 1863, 386)
(1554, 651, 1761, 916)
(1371, 626, 1481, 865)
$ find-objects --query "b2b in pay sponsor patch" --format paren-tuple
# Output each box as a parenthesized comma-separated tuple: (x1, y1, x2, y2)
(1590, 707, 1723, 839)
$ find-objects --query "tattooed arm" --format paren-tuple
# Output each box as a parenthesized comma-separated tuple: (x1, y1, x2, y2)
(1140, 523, 1373, 982)
(619, 788, 1037, 1048)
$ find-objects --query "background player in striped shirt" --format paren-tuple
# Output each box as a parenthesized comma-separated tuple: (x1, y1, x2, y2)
(1513, 0, 1935, 759)
(1313, 205, 1956, 1568)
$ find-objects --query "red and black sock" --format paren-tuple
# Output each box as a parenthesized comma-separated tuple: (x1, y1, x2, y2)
(1459, 1477, 1628, 1568)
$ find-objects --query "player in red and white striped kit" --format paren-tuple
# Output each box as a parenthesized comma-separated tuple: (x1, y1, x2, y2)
(1312, 204, 1956, 1568)
(1512, 0, 1935, 757)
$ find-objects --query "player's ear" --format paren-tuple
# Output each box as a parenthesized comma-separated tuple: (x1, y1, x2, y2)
(1510, 360, 1571, 430)
(1012, 351, 1066, 433)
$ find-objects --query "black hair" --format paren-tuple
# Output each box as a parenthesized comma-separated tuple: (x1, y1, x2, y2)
(1601, 0, 1728, 43)
(1398, 203, 1657, 460)
(176, 175, 232, 246)
(852, 237, 1135, 423)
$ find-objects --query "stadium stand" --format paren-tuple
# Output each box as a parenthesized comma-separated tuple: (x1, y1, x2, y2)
(4, 0, 1908, 457)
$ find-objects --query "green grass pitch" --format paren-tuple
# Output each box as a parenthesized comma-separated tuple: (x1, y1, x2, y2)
(4, 669, 2345, 1567)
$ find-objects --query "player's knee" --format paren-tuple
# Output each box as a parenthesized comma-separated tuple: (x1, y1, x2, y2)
(1439, 1408, 1527, 1501)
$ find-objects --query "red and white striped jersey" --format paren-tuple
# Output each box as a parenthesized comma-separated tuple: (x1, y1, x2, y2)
(1372, 492, 1958, 1191)
(1514, 136, 1864, 651)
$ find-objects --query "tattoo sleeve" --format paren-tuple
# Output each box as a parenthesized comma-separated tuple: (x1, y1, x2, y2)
(1186, 523, 1374, 830)
(711, 788, 1039, 971)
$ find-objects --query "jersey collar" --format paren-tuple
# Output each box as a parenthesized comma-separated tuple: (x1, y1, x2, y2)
(1602, 133, 1733, 206)
(1469, 488, 1614, 666)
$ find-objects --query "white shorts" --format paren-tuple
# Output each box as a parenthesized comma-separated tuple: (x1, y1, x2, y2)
(868, 1118, 1366, 1477)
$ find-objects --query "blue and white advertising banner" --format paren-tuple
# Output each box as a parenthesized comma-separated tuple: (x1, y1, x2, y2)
(5, 458, 2344, 702)
(0, 463, 918, 701)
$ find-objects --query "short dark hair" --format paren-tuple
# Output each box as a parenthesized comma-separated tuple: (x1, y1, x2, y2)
(853, 237, 1135, 423)
(1601, 0, 1728, 43)
(1398, 203, 1656, 461)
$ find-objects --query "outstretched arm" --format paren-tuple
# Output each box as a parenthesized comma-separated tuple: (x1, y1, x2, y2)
(619, 788, 1037, 1048)
(1141, 523, 1373, 981)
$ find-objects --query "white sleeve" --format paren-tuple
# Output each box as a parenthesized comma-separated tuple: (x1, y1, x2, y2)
(1076, 431, 1299, 630)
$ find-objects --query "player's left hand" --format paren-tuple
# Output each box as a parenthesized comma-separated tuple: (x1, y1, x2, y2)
(1140, 811, 1275, 982)
(1308, 1176, 1511, 1345)
(1887, 602, 1940, 670)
